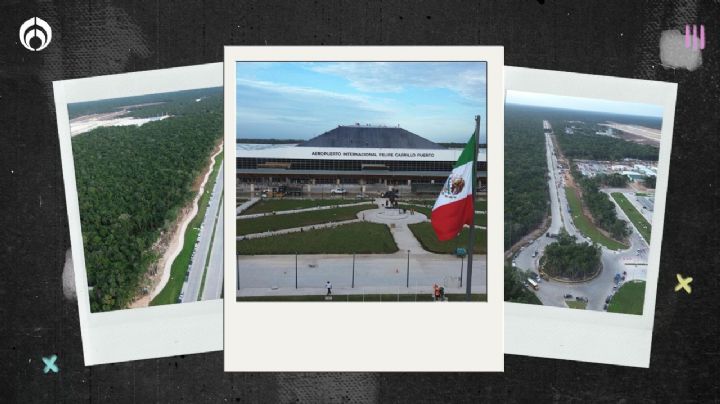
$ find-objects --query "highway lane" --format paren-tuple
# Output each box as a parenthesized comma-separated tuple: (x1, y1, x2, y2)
(514, 131, 569, 271)
(182, 160, 224, 303)
(513, 122, 649, 311)
(201, 197, 224, 300)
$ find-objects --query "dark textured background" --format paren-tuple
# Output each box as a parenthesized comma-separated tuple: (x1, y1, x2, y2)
(1, 0, 719, 402)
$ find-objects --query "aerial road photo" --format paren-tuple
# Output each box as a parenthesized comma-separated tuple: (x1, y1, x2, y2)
(504, 92, 663, 315)
(68, 87, 224, 312)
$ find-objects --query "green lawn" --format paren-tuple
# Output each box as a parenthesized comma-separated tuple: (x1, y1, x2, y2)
(237, 222, 398, 254)
(241, 198, 369, 215)
(565, 187, 627, 250)
(566, 300, 587, 309)
(237, 203, 373, 235)
(408, 222, 487, 254)
(151, 152, 223, 306)
(608, 280, 646, 315)
(237, 293, 487, 302)
(611, 192, 652, 242)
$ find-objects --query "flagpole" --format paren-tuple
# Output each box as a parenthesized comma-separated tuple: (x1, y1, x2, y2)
(465, 115, 480, 301)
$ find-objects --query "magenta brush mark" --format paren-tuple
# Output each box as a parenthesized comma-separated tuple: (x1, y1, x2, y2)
(700, 25, 705, 49)
(685, 24, 691, 48)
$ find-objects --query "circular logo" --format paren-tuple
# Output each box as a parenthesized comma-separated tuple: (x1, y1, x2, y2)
(441, 175, 466, 198)
(19, 17, 52, 51)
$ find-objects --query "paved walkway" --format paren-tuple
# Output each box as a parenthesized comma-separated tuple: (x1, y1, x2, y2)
(236, 197, 259, 216)
(237, 218, 362, 240)
(237, 254, 486, 295)
(362, 202, 427, 253)
(237, 201, 371, 219)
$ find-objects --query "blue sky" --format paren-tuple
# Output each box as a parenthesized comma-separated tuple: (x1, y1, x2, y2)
(236, 62, 487, 143)
(505, 90, 663, 117)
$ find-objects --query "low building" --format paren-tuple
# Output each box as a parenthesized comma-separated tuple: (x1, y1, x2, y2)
(237, 125, 487, 197)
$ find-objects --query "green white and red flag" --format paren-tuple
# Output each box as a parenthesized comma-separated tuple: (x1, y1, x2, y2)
(430, 133, 476, 241)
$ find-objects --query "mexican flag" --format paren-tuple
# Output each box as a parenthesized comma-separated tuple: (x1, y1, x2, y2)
(431, 134, 476, 241)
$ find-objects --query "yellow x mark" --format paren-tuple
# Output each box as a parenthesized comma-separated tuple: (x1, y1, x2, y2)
(675, 273, 693, 294)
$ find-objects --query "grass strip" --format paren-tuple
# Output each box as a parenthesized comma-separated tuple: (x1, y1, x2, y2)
(198, 193, 222, 300)
(241, 198, 369, 215)
(238, 222, 397, 254)
(237, 203, 372, 235)
(565, 186, 626, 250)
(566, 300, 587, 309)
(408, 222, 487, 254)
(611, 192, 652, 242)
(151, 152, 223, 306)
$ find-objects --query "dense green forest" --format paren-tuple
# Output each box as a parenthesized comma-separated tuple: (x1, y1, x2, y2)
(571, 166, 630, 240)
(642, 175, 656, 188)
(504, 105, 550, 250)
(73, 103, 222, 312)
(541, 231, 602, 280)
(555, 133, 659, 161)
(236, 138, 305, 144)
(509, 104, 661, 161)
(596, 173, 629, 188)
(504, 266, 542, 304)
(68, 87, 222, 119)
(512, 104, 664, 130)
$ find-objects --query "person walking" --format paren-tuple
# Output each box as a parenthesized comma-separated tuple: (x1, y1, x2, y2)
(433, 284, 440, 302)
(326, 281, 332, 296)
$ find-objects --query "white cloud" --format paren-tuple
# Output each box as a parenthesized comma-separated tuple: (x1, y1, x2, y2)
(308, 62, 486, 101)
(236, 78, 390, 114)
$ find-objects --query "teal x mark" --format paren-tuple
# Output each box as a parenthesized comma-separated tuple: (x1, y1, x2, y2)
(42, 355, 59, 373)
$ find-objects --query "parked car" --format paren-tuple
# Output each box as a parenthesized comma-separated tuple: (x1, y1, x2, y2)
(330, 187, 347, 194)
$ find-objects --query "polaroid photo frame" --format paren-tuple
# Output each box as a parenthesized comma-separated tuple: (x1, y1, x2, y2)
(54, 63, 223, 365)
(224, 46, 504, 371)
(504, 66, 677, 367)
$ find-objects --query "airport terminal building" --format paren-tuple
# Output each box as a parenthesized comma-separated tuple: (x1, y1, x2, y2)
(237, 125, 487, 197)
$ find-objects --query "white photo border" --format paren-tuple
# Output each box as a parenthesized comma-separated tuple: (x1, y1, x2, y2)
(504, 66, 677, 368)
(54, 63, 223, 365)
(224, 46, 505, 371)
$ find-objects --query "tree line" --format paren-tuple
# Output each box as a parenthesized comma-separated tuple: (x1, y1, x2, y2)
(73, 107, 222, 312)
(571, 165, 630, 241)
(504, 105, 551, 250)
(555, 132, 659, 161)
(504, 266, 542, 304)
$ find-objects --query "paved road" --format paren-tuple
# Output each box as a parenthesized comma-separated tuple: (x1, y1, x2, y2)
(512, 125, 649, 311)
(606, 188, 654, 224)
(201, 197, 224, 300)
(182, 161, 224, 303)
(237, 253, 486, 296)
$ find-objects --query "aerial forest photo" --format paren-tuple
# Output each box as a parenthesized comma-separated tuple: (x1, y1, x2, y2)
(69, 87, 225, 312)
(504, 92, 663, 315)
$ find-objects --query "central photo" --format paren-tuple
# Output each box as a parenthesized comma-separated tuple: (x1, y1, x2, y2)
(234, 61, 488, 303)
